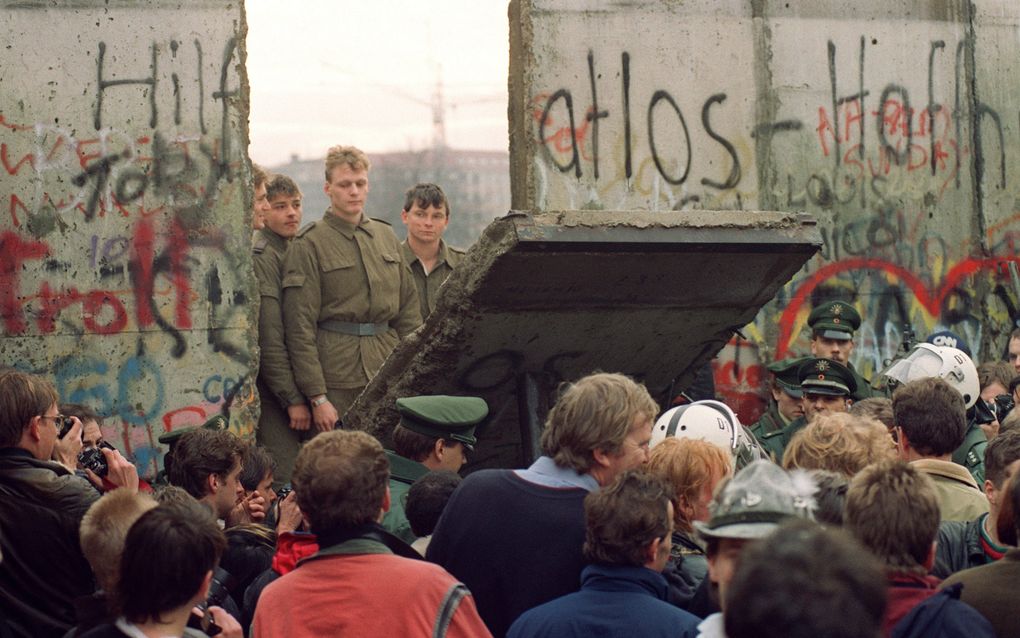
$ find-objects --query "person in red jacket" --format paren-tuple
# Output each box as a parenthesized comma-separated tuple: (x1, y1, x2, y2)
(252, 430, 490, 638)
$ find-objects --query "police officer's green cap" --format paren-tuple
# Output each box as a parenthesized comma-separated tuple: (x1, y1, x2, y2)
(798, 358, 857, 397)
(767, 357, 812, 398)
(157, 414, 228, 445)
(807, 301, 860, 341)
(395, 396, 488, 449)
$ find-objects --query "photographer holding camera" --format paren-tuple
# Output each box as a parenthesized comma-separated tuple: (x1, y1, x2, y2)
(0, 371, 138, 638)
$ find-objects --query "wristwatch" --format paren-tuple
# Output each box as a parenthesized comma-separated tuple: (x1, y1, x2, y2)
(311, 396, 328, 408)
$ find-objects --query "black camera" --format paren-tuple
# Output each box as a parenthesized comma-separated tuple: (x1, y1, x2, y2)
(973, 394, 1015, 425)
(57, 416, 76, 439)
(77, 441, 115, 477)
(186, 566, 235, 636)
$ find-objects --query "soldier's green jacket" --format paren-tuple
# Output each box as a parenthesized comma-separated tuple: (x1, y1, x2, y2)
(253, 227, 303, 408)
(380, 451, 429, 545)
(756, 415, 806, 463)
(952, 423, 988, 485)
(748, 404, 789, 442)
(401, 239, 465, 320)
(849, 364, 876, 402)
(281, 214, 422, 397)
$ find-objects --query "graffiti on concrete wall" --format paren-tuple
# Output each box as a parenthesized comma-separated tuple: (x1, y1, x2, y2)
(1, 6, 254, 477)
(518, 5, 1020, 423)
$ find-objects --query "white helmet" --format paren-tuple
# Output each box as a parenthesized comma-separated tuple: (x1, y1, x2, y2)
(651, 400, 768, 469)
(882, 343, 979, 408)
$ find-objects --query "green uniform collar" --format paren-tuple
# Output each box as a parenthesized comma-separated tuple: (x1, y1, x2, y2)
(324, 210, 374, 238)
(256, 226, 289, 251)
(386, 450, 429, 485)
(401, 238, 452, 269)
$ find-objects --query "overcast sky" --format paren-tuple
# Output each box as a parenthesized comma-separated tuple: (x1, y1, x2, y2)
(245, 0, 511, 167)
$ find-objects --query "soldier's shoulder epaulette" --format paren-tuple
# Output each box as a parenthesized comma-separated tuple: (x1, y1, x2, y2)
(369, 216, 393, 227)
(253, 233, 268, 254)
(295, 221, 317, 238)
(449, 245, 467, 255)
(758, 429, 783, 440)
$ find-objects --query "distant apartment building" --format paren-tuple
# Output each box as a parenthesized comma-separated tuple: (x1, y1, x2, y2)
(270, 148, 510, 248)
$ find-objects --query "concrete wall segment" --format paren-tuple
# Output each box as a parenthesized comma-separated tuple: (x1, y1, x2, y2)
(510, 0, 1020, 424)
(0, 1, 256, 477)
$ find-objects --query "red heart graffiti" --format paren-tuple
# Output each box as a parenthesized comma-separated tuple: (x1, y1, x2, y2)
(775, 256, 1020, 357)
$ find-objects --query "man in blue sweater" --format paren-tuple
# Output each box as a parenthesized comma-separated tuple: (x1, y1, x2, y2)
(507, 470, 699, 638)
(427, 372, 659, 637)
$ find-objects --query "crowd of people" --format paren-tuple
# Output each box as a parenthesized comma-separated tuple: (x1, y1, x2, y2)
(2, 145, 1020, 638)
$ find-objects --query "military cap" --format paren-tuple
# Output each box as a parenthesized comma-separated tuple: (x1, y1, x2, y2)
(395, 395, 488, 449)
(807, 301, 861, 341)
(798, 357, 857, 397)
(767, 356, 811, 398)
(157, 414, 228, 445)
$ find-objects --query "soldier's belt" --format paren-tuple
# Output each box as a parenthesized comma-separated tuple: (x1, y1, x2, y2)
(318, 320, 391, 336)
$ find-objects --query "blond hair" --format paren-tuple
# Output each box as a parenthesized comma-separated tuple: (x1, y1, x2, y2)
(80, 490, 158, 591)
(783, 413, 895, 477)
(647, 437, 732, 532)
(540, 373, 658, 474)
(324, 145, 370, 181)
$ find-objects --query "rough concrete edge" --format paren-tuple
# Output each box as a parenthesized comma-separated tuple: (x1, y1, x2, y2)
(231, 1, 260, 436)
(531, 209, 813, 231)
(344, 214, 525, 442)
(508, 0, 534, 211)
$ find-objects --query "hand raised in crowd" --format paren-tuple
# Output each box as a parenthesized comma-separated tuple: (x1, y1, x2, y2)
(97, 447, 139, 492)
(312, 398, 338, 432)
(287, 403, 312, 431)
(52, 416, 83, 471)
(208, 606, 243, 638)
(227, 489, 267, 526)
(276, 489, 303, 534)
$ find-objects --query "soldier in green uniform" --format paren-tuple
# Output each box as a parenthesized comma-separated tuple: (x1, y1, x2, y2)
(748, 357, 809, 441)
(281, 146, 422, 432)
(808, 300, 874, 401)
(254, 174, 311, 486)
(757, 357, 856, 463)
(381, 395, 488, 544)
(399, 183, 466, 320)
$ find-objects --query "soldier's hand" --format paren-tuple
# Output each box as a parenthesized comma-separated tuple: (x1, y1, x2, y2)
(288, 403, 312, 431)
(313, 400, 338, 432)
(102, 448, 139, 493)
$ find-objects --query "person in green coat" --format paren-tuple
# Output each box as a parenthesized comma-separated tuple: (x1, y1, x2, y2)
(757, 357, 856, 463)
(749, 357, 810, 442)
(807, 300, 874, 402)
(381, 395, 488, 544)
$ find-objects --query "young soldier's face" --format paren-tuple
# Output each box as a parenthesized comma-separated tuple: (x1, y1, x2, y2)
(253, 181, 269, 230)
(772, 386, 805, 422)
(264, 192, 302, 238)
(401, 201, 449, 244)
(325, 164, 369, 220)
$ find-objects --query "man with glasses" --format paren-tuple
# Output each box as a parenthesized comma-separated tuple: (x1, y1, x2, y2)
(0, 371, 137, 638)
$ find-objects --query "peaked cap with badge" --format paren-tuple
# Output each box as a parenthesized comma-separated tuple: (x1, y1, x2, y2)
(798, 357, 857, 397)
(395, 395, 488, 449)
(808, 301, 861, 341)
(157, 413, 228, 446)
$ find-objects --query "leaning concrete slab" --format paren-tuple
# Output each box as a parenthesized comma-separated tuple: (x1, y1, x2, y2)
(346, 210, 820, 469)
